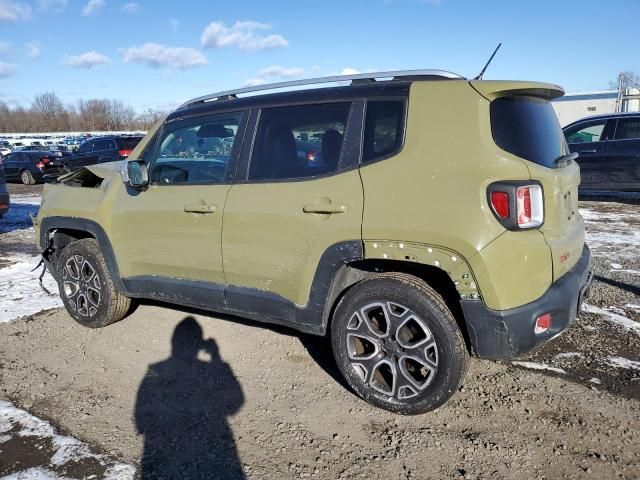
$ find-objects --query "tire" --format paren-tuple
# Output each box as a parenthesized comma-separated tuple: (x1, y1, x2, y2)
(55, 238, 132, 328)
(330, 273, 468, 414)
(20, 170, 36, 185)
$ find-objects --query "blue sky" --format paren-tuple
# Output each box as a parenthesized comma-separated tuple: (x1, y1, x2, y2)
(0, 0, 638, 112)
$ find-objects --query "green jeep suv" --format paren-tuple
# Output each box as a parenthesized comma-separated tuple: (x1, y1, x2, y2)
(35, 70, 592, 414)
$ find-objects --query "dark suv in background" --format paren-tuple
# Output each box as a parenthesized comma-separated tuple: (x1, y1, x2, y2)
(0, 159, 8, 218)
(64, 135, 143, 171)
(564, 112, 640, 191)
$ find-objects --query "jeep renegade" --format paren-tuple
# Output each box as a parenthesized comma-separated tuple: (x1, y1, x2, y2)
(35, 70, 592, 414)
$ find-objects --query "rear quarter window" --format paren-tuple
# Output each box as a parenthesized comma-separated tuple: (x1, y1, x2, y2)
(490, 95, 568, 168)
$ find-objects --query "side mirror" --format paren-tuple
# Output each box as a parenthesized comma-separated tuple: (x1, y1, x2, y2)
(126, 160, 149, 187)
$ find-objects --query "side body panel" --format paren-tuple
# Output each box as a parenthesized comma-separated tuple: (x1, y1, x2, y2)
(360, 81, 553, 310)
(223, 171, 364, 307)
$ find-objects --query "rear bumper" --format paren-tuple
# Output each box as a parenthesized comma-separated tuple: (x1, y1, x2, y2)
(460, 245, 592, 359)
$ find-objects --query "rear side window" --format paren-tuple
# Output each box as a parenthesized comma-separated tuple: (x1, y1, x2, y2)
(362, 100, 405, 163)
(614, 118, 640, 140)
(491, 96, 568, 168)
(249, 102, 350, 181)
(120, 137, 142, 150)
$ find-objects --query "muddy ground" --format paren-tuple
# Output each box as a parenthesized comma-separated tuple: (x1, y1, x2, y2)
(1, 183, 638, 479)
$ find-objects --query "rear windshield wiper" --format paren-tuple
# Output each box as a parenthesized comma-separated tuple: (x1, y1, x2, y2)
(554, 152, 578, 168)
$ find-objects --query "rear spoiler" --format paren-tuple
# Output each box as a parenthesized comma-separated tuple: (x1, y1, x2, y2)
(470, 80, 564, 101)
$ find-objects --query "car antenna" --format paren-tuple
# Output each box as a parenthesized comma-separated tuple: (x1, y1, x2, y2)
(474, 43, 502, 80)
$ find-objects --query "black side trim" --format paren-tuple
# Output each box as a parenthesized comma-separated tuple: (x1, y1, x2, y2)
(460, 245, 592, 359)
(123, 277, 226, 312)
(39, 216, 127, 293)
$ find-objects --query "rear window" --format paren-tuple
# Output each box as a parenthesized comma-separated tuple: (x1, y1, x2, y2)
(120, 137, 143, 150)
(490, 95, 568, 168)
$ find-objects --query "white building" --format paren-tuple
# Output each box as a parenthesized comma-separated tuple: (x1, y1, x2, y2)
(552, 89, 640, 126)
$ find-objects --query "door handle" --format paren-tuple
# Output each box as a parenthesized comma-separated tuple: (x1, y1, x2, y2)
(303, 203, 348, 214)
(581, 149, 597, 154)
(184, 204, 217, 214)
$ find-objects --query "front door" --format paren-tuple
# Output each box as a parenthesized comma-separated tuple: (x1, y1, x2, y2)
(109, 110, 247, 303)
(566, 118, 614, 189)
(222, 102, 364, 327)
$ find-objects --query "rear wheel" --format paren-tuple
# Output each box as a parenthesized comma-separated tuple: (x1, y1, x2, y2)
(331, 273, 468, 414)
(55, 238, 132, 328)
(20, 170, 35, 185)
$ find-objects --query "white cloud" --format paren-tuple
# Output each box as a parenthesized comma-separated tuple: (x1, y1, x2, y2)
(0, 0, 31, 21)
(258, 65, 304, 79)
(63, 50, 111, 69)
(38, 0, 67, 12)
(121, 2, 138, 13)
(120, 43, 207, 70)
(0, 41, 10, 57)
(168, 17, 179, 32)
(201, 21, 288, 52)
(243, 78, 267, 87)
(26, 40, 41, 59)
(81, 0, 104, 16)
(341, 67, 360, 75)
(0, 62, 16, 78)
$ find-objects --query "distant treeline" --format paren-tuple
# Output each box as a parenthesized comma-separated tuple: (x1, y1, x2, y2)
(0, 92, 166, 134)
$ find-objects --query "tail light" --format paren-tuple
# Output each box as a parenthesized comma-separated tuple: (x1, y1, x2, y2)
(488, 182, 544, 230)
(36, 157, 51, 170)
(306, 151, 318, 163)
(534, 313, 552, 334)
(118, 149, 132, 158)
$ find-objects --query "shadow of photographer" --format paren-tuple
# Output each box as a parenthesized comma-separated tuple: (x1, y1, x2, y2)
(135, 316, 245, 479)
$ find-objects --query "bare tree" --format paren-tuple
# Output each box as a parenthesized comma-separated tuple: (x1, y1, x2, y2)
(609, 71, 640, 90)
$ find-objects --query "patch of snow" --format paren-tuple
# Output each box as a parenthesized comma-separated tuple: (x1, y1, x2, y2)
(0, 467, 72, 480)
(0, 196, 62, 323)
(607, 356, 640, 371)
(610, 263, 622, 269)
(589, 378, 602, 385)
(583, 304, 640, 334)
(554, 352, 584, 360)
(0, 400, 135, 479)
(512, 361, 566, 375)
(609, 268, 640, 275)
(625, 304, 640, 312)
(0, 258, 61, 323)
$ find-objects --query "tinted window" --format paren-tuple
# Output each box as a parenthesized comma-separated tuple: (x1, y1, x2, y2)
(363, 100, 405, 163)
(249, 102, 350, 180)
(78, 142, 91, 154)
(120, 137, 142, 150)
(491, 96, 568, 168)
(150, 111, 243, 185)
(565, 120, 606, 144)
(614, 118, 640, 140)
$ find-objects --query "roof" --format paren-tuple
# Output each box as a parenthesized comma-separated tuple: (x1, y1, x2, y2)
(552, 90, 618, 102)
(562, 111, 640, 128)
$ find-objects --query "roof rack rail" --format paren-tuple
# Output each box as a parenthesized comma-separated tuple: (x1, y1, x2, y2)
(179, 69, 465, 109)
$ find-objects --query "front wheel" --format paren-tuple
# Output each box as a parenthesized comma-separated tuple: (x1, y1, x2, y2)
(331, 273, 468, 414)
(55, 238, 132, 328)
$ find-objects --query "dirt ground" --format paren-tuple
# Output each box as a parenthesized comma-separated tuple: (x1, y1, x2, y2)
(1, 183, 639, 479)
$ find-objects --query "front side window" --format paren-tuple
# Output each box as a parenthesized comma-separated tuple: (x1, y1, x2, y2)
(249, 102, 351, 181)
(150, 111, 243, 185)
(78, 142, 91, 154)
(362, 100, 405, 163)
(565, 121, 607, 144)
(614, 118, 640, 140)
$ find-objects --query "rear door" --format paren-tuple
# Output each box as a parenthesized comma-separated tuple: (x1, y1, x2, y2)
(222, 101, 364, 325)
(564, 118, 615, 190)
(2, 153, 20, 177)
(607, 117, 640, 190)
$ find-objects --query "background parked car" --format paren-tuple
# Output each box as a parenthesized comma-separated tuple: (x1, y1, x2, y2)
(0, 158, 9, 218)
(63, 135, 143, 172)
(564, 112, 640, 191)
(2, 150, 68, 185)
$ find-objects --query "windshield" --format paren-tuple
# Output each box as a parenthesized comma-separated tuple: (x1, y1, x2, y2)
(490, 95, 569, 168)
